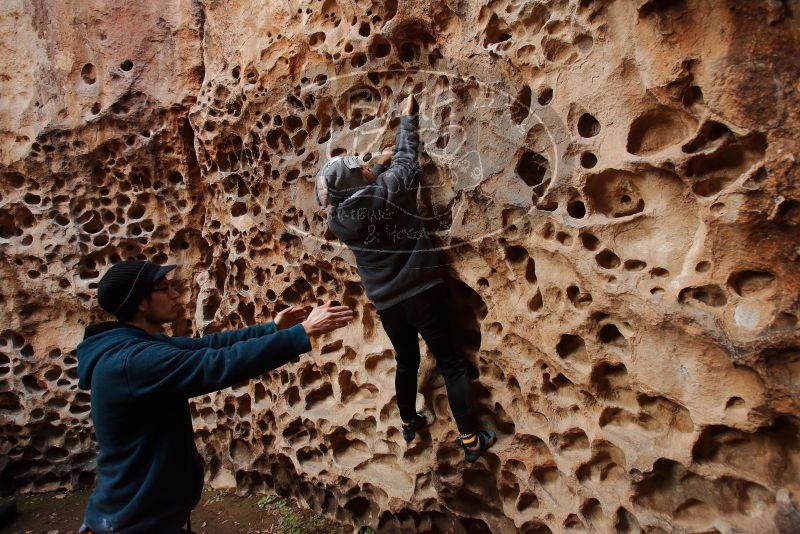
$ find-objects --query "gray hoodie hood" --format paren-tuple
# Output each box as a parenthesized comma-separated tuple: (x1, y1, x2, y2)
(315, 155, 368, 208)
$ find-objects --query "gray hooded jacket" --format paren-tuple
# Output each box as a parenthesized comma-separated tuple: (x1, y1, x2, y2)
(318, 114, 444, 310)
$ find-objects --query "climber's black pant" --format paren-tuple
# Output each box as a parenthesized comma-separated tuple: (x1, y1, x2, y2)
(377, 282, 475, 434)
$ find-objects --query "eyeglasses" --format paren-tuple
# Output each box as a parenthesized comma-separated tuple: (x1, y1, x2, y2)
(151, 279, 182, 293)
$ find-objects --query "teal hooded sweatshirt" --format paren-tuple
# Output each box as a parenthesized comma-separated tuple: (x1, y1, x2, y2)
(76, 320, 310, 533)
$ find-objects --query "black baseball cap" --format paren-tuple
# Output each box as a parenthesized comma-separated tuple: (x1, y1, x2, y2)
(97, 260, 177, 321)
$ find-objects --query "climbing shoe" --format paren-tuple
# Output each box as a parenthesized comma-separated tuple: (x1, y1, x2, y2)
(456, 429, 497, 463)
(401, 410, 433, 443)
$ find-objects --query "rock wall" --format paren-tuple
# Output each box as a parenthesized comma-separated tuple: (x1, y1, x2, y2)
(1, 0, 800, 532)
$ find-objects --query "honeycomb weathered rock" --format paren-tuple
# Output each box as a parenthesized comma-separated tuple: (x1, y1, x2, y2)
(1, 1, 799, 532)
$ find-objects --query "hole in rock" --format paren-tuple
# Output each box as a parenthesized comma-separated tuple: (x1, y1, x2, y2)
(567, 285, 592, 308)
(309, 32, 326, 48)
(581, 497, 603, 523)
(595, 249, 620, 269)
(22, 374, 44, 392)
(82, 212, 103, 234)
(556, 334, 587, 362)
(231, 202, 247, 217)
(770, 313, 798, 331)
(528, 289, 543, 312)
(515, 491, 539, 513)
(685, 133, 767, 179)
(615, 507, 641, 533)
(81, 64, 97, 84)
(682, 85, 704, 108)
(764, 347, 800, 388)
(537, 86, 553, 106)
(525, 258, 537, 283)
(627, 107, 692, 155)
(743, 166, 768, 189)
(511, 85, 532, 124)
(567, 200, 586, 219)
(483, 14, 513, 47)
(584, 170, 648, 218)
(692, 176, 729, 197)
(623, 259, 646, 271)
(574, 34, 593, 53)
(505, 245, 528, 263)
(581, 152, 597, 168)
(399, 42, 420, 62)
(678, 285, 727, 307)
(556, 231, 573, 246)
(0, 392, 21, 412)
(533, 465, 563, 489)
(546, 20, 567, 35)
(640, 0, 688, 17)
(727, 270, 775, 297)
(369, 38, 391, 58)
(543, 36, 573, 63)
(304, 383, 333, 409)
(682, 121, 731, 154)
(580, 232, 600, 251)
(516, 151, 548, 187)
(344, 496, 374, 519)
(775, 199, 800, 225)
(537, 200, 558, 212)
(5, 172, 25, 188)
(203, 293, 221, 320)
(120, 60, 133, 71)
(690, 418, 798, 493)
(725, 396, 745, 411)
(590, 362, 628, 398)
(577, 113, 600, 137)
(168, 171, 183, 185)
(598, 324, 625, 346)
(564, 515, 586, 531)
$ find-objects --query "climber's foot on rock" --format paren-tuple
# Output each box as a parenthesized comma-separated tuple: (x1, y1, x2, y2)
(402, 408, 435, 443)
(457, 429, 496, 462)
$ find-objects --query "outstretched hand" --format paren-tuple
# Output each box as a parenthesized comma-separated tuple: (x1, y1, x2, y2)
(376, 147, 394, 165)
(301, 301, 355, 337)
(274, 305, 307, 330)
(402, 93, 418, 116)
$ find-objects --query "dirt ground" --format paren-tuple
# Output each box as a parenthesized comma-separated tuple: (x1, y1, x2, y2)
(3, 488, 352, 534)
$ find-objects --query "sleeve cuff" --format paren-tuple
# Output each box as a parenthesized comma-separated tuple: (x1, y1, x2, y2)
(261, 321, 278, 335)
(287, 323, 312, 354)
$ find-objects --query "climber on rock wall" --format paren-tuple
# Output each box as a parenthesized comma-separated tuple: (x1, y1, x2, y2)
(75, 259, 354, 534)
(315, 94, 497, 462)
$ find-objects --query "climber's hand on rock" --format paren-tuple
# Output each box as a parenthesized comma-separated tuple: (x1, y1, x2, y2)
(402, 94, 418, 116)
(301, 301, 355, 337)
(274, 305, 306, 330)
(376, 147, 394, 165)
